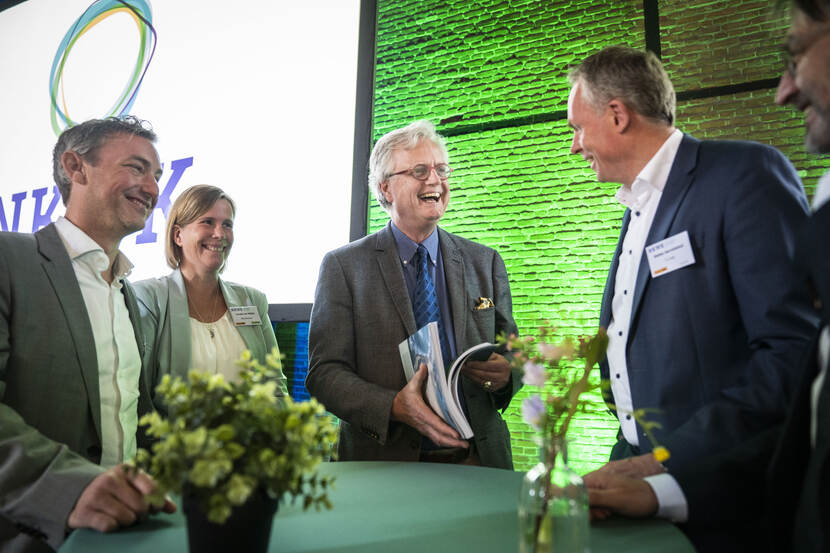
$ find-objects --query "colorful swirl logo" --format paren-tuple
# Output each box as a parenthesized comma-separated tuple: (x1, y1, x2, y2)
(49, 0, 156, 135)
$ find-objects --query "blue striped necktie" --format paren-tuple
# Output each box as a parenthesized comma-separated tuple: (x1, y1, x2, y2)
(413, 244, 452, 368)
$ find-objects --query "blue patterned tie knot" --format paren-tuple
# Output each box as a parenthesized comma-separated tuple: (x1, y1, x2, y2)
(413, 244, 452, 368)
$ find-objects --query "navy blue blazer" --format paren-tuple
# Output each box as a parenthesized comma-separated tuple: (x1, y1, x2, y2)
(599, 134, 817, 468)
(669, 204, 830, 553)
(764, 202, 830, 553)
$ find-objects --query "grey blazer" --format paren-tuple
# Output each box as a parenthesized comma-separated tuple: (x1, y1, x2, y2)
(306, 224, 520, 469)
(0, 224, 152, 552)
(133, 269, 286, 413)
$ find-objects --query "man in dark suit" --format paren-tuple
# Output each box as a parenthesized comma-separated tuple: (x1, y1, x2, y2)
(0, 117, 174, 553)
(307, 120, 520, 469)
(586, 4, 830, 551)
(567, 46, 816, 524)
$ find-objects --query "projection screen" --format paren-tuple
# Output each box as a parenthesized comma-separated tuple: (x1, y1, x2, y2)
(0, 0, 362, 308)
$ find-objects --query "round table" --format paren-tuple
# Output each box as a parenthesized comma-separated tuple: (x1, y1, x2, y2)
(60, 461, 696, 553)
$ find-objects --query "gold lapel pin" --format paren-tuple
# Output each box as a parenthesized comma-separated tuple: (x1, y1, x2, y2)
(475, 297, 494, 310)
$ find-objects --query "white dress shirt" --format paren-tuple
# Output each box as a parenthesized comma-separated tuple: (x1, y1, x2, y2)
(811, 170, 830, 212)
(812, 327, 829, 448)
(606, 128, 683, 446)
(54, 216, 141, 467)
(189, 311, 248, 383)
(811, 182, 830, 447)
(601, 129, 689, 521)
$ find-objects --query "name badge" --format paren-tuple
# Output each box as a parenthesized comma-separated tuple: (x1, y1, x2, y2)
(229, 306, 262, 326)
(645, 230, 696, 278)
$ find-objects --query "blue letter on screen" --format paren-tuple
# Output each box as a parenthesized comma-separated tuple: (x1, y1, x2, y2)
(0, 191, 28, 232)
(31, 186, 61, 232)
(135, 156, 194, 244)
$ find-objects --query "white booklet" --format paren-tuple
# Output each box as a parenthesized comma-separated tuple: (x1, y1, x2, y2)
(398, 322, 502, 439)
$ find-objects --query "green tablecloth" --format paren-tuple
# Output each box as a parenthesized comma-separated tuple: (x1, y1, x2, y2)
(60, 461, 695, 553)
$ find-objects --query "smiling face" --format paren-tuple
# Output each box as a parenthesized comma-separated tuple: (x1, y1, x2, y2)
(67, 133, 161, 248)
(776, 9, 830, 153)
(567, 80, 628, 184)
(380, 140, 450, 241)
(174, 199, 235, 277)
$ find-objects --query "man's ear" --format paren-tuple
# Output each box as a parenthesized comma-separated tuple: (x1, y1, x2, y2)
(61, 151, 87, 185)
(607, 99, 631, 133)
(380, 180, 393, 204)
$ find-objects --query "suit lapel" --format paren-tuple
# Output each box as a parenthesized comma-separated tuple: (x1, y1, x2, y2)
(439, 229, 467, 350)
(122, 281, 154, 416)
(35, 224, 103, 441)
(220, 279, 265, 361)
(600, 210, 630, 328)
(629, 134, 699, 329)
(375, 224, 417, 336)
(169, 270, 193, 374)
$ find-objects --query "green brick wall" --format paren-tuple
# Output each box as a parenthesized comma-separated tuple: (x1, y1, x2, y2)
(369, 0, 830, 474)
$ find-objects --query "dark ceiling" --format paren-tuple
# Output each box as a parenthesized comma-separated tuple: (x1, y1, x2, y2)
(0, 0, 29, 14)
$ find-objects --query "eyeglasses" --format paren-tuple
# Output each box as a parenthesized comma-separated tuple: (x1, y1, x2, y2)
(387, 163, 452, 181)
(782, 25, 830, 76)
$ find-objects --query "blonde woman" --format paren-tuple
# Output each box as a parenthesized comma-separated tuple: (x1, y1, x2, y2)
(135, 185, 286, 413)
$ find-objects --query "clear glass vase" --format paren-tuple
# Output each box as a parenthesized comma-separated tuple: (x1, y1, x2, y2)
(518, 437, 590, 553)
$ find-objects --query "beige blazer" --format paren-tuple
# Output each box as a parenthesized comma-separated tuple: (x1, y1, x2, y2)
(133, 269, 286, 414)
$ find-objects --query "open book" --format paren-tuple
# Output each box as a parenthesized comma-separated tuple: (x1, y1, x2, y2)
(398, 322, 502, 439)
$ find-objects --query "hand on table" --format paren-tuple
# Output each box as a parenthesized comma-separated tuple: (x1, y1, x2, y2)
(585, 453, 666, 480)
(462, 353, 511, 392)
(584, 470, 658, 518)
(392, 364, 468, 449)
(67, 465, 176, 532)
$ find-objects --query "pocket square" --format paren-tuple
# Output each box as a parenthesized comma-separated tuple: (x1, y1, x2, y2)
(475, 297, 494, 310)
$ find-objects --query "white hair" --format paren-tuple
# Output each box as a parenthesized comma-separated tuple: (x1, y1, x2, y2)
(368, 120, 449, 212)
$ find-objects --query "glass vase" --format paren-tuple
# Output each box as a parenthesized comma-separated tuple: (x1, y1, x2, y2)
(518, 437, 590, 553)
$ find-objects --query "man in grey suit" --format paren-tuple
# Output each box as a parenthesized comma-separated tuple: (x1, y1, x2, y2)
(307, 120, 520, 469)
(0, 117, 174, 553)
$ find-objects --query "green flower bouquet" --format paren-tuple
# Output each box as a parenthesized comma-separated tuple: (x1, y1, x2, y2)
(135, 348, 336, 552)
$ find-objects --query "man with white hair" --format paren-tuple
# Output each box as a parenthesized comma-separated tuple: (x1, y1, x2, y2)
(307, 120, 520, 468)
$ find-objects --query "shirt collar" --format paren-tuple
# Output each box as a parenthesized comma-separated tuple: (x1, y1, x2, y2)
(390, 222, 439, 265)
(813, 170, 830, 212)
(616, 128, 683, 210)
(54, 216, 134, 279)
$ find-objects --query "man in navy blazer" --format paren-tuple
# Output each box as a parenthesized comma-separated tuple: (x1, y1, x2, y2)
(567, 46, 817, 532)
(585, 5, 830, 549)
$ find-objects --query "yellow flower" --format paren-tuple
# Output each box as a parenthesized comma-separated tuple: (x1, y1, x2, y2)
(652, 446, 670, 463)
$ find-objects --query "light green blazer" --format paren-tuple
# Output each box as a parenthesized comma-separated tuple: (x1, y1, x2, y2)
(133, 269, 287, 413)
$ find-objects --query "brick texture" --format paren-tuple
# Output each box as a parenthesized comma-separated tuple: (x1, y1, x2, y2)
(363, 0, 830, 474)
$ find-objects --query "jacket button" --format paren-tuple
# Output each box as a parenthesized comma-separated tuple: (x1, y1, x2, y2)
(86, 445, 102, 460)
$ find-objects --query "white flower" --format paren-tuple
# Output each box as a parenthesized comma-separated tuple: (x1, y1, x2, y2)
(522, 361, 546, 387)
(538, 342, 566, 361)
(522, 395, 546, 430)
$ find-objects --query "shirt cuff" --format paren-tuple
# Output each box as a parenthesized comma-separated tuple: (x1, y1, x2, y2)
(643, 473, 688, 522)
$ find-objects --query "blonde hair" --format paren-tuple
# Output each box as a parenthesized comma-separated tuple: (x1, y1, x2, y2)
(165, 185, 236, 270)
